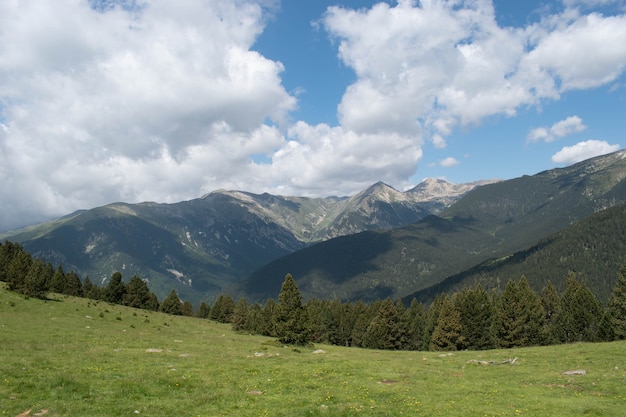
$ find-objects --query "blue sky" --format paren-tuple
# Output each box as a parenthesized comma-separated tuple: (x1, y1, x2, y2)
(252, 0, 626, 184)
(1, 0, 625, 230)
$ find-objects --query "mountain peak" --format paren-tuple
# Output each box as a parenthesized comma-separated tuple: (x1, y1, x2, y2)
(408, 178, 496, 201)
(355, 181, 405, 203)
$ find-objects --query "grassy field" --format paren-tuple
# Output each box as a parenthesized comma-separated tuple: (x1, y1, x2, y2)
(1, 286, 625, 416)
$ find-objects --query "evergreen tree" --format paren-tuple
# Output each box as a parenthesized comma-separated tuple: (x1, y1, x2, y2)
(455, 285, 494, 350)
(273, 273, 310, 345)
(336, 301, 363, 347)
(606, 259, 626, 340)
(260, 298, 277, 337)
(5, 248, 33, 293)
(105, 272, 126, 304)
(146, 292, 159, 311)
(540, 281, 562, 345)
(122, 275, 152, 308)
(493, 276, 546, 348)
(196, 302, 211, 319)
(210, 294, 235, 323)
(350, 300, 379, 348)
(244, 303, 264, 334)
(606, 258, 626, 340)
(555, 273, 603, 343)
(423, 294, 446, 350)
(0, 241, 26, 284)
(362, 298, 405, 350)
(430, 294, 464, 351)
(304, 298, 328, 343)
(160, 289, 182, 315)
(82, 276, 98, 299)
(231, 298, 250, 331)
(403, 298, 426, 350)
(64, 270, 83, 297)
(181, 300, 194, 316)
(49, 265, 66, 294)
(23, 258, 49, 299)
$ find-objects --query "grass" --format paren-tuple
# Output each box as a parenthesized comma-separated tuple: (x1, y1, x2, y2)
(1, 286, 625, 416)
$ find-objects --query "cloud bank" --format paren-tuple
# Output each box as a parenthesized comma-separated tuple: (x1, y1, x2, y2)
(551, 140, 621, 164)
(1, 0, 626, 230)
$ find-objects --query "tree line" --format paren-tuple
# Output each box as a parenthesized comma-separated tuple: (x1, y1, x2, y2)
(1, 240, 626, 351)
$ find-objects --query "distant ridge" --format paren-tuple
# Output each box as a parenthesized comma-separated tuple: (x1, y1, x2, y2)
(234, 150, 626, 303)
(1, 177, 482, 305)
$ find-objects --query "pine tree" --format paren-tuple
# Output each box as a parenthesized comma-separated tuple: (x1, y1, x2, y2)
(430, 294, 464, 351)
(82, 276, 98, 299)
(493, 276, 546, 348)
(260, 298, 277, 337)
(540, 281, 562, 345)
(423, 294, 446, 350)
(362, 298, 405, 350)
(404, 298, 426, 350)
(244, 303, 264, 335)
(351, 300, 379, 348)
(49, 265, 66, 294)
(555, 273, 603, 343)
(0, 241, 27, 284)
(105, 272, 126, 304)
(23, 258, 49, 299)
(210, 294, 235, 323)
(606, 259, 626, 339)
(273, 273, 310, 345)
(455, 285, 494, 350)
(159, 289, 182, 315)
(122, 275, 152, 308)
(196, 302, 211, 319)
(181, 300, 194, 316)
(64, 271, 83, 297)
(146, 292, 159, 311)
(304, 298, 327, 343)
(5, 248, 32, 293)
(231, 298, 250, 331)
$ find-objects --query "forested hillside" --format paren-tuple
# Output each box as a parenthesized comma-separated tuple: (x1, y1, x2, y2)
(406, 203, 626, 304)
(2, 241, 626, 353)
(237, 150, 626, 303)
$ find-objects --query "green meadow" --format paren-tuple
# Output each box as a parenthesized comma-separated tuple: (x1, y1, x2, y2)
(1, 286, 625, 417)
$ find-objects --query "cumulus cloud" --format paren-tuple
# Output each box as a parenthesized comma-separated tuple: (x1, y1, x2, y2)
(0, 0, 294, 229)
(551, 140, 621, 164)
(324, 1, 626, 137)
(439, 157, 460, 168)
(1, 0, 626, 230)
(527, 116, 587, 142)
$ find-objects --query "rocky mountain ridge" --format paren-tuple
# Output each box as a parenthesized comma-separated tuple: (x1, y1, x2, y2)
(1, 178, 483, 304)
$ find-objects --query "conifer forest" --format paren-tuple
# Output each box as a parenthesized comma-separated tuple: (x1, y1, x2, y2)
(2, 240, 626, 352)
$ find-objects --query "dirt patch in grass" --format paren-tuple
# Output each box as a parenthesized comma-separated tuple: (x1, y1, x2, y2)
(378, 379, 399, 385)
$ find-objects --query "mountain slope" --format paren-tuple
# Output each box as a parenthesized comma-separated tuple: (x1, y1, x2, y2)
(235, 150, 626, 303)
(233, 214, 500, 302)
(1, 179, 478, 304)
(405, 202, 626, 304)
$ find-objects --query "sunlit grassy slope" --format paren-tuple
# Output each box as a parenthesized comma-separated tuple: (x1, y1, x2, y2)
(1, 286, 625, 416)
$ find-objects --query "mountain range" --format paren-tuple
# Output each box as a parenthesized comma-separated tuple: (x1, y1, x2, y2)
(234, 149, 626, 303)
(3, 150, 626, 306)
(0, 176, 486, 305)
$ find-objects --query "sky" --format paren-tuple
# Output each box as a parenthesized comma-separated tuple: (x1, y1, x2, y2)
(1, 0, 626, 231)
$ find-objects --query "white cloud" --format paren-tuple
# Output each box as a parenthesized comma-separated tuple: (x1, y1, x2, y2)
(562, 0, 623, 7)
(324, 1, 626, 138)
(431, 134, 447, 149)
(0, 0, 295, 229)
(1, 0, 626, 230)
(551, 140, 620, 164)
(439, 157, 460, 168)
(527, 115, 587, 142)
